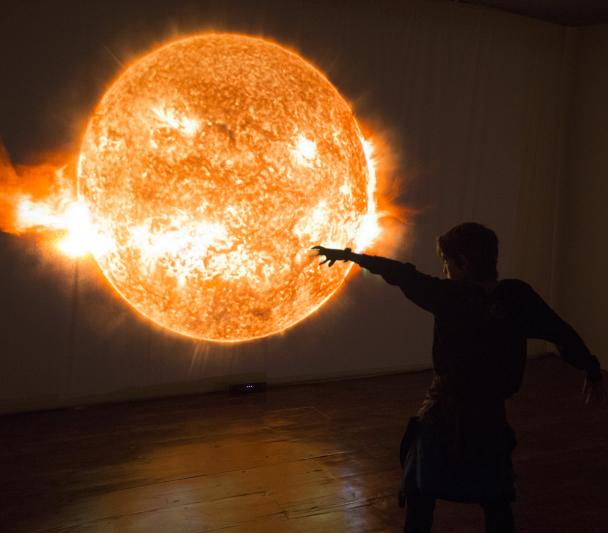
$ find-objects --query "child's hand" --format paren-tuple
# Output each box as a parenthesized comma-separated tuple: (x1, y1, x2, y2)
(311, 246, 351, 267)
(582, 377, 607, 405)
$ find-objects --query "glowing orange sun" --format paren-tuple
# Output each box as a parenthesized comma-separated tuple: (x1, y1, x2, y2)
(77, 33, 378, 342)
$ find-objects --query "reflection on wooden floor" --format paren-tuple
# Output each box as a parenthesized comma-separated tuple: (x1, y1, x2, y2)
(1, 356, 606, 532)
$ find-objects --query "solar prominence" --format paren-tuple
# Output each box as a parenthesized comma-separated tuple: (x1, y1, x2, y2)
(77, 33, 378, 342)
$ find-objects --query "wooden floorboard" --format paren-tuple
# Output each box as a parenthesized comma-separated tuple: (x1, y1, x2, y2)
(1, 356, 607, 532)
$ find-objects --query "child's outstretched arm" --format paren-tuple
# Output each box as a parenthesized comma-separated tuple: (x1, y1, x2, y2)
(312, 246, 451, 315)
(521, 281, 606, 405)
(312, 246, 405, 282)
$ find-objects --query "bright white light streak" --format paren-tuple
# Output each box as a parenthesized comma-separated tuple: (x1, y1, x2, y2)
(354, 137, 380, 251)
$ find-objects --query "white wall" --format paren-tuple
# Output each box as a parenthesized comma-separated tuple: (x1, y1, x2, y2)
(558, 25, 608, 369)
(0, 1, 574, 413)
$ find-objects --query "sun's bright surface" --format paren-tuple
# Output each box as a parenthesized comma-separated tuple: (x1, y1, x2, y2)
(77, 33, 377, 342)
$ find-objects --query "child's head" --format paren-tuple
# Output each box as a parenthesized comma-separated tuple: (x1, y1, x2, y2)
(436, 222, 498, 282)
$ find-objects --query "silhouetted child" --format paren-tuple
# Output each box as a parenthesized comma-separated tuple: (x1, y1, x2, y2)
(313, 222, 605, 533)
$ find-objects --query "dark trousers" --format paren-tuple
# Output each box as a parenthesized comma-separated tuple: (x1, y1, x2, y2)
(403, 491, 514, 533)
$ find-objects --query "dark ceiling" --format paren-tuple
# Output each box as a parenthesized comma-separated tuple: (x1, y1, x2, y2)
(448, 0, 608, 26)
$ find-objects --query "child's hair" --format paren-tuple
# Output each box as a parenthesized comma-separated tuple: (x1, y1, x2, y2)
(436, 222, 499, 281)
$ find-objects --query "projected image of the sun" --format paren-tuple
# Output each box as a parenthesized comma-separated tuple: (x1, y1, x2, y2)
(76, 33, 379, 342)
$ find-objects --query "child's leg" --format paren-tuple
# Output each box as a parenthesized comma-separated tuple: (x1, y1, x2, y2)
(403, 491, 436, 533)
(481, 500, 514, 533)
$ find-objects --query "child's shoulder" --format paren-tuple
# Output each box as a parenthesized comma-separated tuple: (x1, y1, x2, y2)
(498, 278, 530, 289)
(497, 278, 538, 300)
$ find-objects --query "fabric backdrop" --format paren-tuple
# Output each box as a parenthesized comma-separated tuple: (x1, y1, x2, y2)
(558, 24, 608, 371)
(0, 0, 576, 412)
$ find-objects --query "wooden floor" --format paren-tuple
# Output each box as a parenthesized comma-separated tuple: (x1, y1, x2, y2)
(1, 356, 607, 533)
